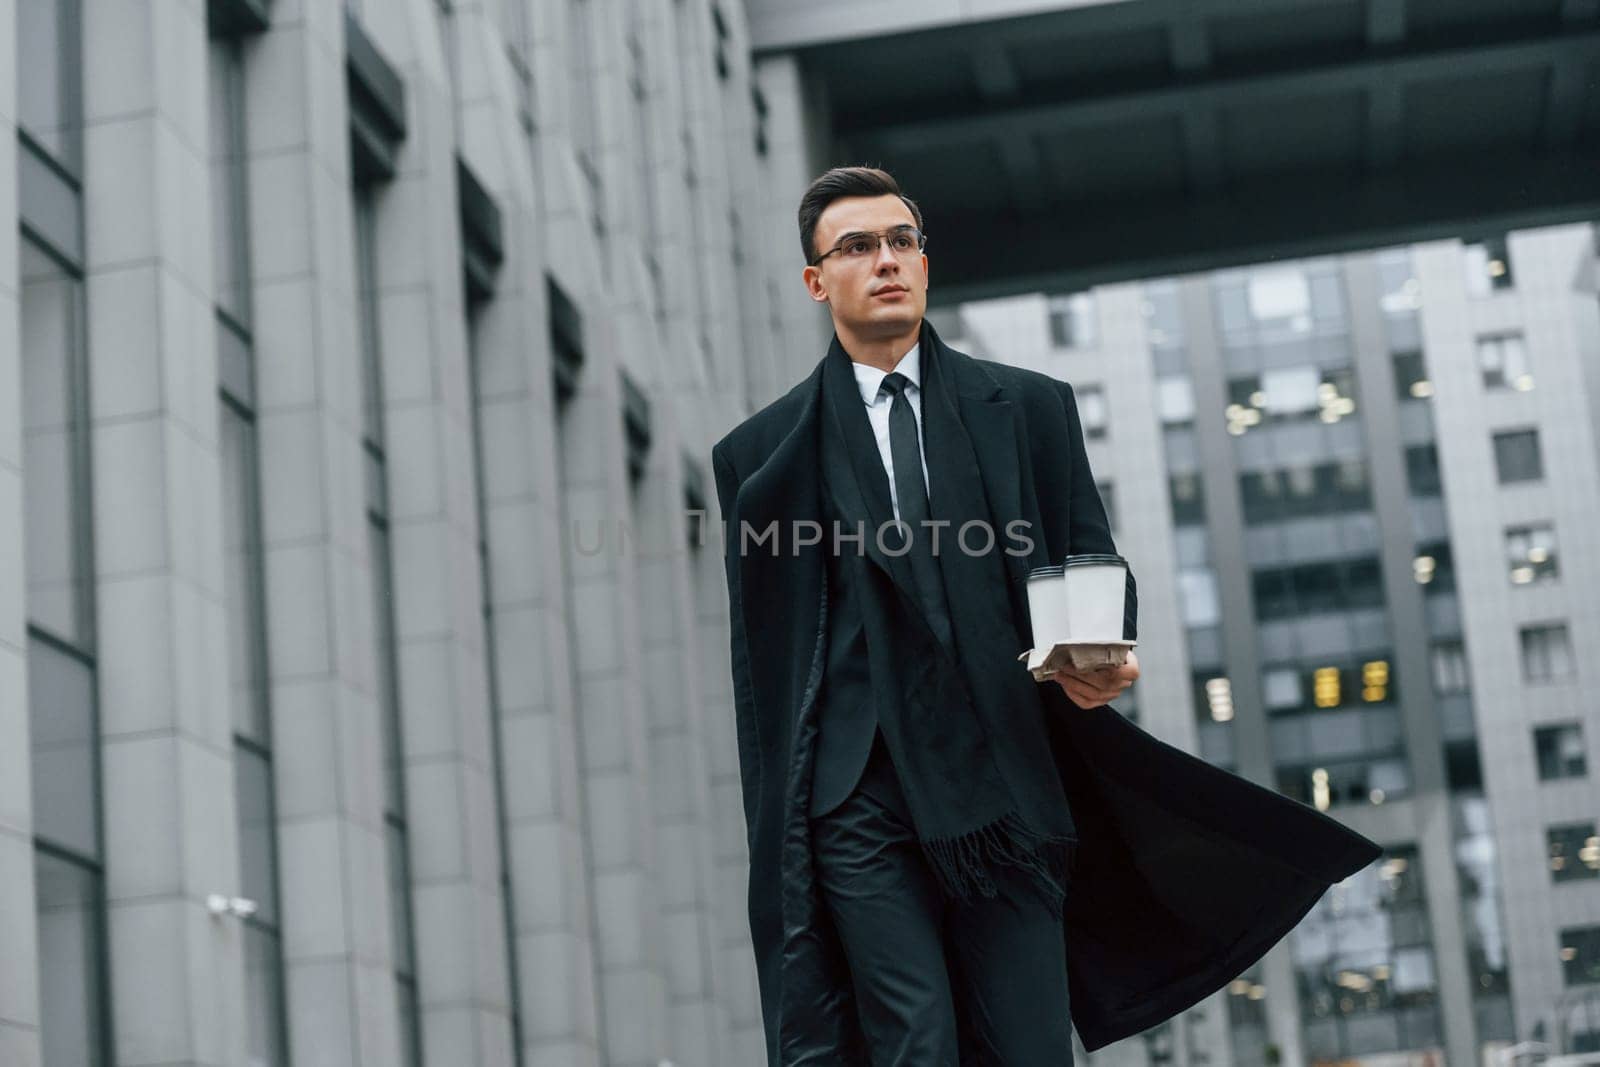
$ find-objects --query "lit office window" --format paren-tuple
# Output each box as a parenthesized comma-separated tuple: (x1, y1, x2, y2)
(1561, 927, 1600, 987)
(1534, 723, 1587, 781)
(1504, 523, 1558, 585)
(1048, 292, 1096, 348)
(1548, 823, 1600, 883)
(1520, 623, 1574, 684)
(1413, 541, 1455, 593)
(1492, 429, 1543, 484)
(1477, 333, 1533, 392)
(1464, 235, 1513, 296)
(1392, 351, 1432, 400)
(1295, 848, 1442, 1058)
(1076, 384, 1108, 440)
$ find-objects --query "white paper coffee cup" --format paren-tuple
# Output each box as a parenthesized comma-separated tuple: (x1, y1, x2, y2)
(1025, 553, 1127, 646)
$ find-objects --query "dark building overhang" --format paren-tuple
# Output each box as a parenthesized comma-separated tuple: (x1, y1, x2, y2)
(769, 0, 1600, 302)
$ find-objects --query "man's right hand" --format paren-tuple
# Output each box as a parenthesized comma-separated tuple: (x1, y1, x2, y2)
(1050, 650, 1138, 708)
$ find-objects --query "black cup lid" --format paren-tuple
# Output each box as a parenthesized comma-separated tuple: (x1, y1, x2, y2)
(1026, 564, 1065, 580)
(1061, 553, 1127, 569)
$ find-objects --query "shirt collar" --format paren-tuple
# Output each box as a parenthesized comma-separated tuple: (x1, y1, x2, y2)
(852, 342, 922, 406)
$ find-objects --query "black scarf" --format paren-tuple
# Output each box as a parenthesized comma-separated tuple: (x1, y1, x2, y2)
(818, 326, 1075, 909)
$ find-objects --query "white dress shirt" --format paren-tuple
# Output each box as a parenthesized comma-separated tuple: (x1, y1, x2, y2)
(851, 342, 930, 522)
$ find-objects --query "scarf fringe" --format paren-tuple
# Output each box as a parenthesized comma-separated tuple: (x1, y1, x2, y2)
(921, 810, 1074, 911)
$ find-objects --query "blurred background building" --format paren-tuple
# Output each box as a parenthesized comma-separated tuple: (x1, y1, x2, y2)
(1, 2, 1596, 1067)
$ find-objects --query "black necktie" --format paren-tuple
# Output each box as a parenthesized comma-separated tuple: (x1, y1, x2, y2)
(880, 372, 954, 650)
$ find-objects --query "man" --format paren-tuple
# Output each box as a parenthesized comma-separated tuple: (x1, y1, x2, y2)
(711, 166, 1379, 1066)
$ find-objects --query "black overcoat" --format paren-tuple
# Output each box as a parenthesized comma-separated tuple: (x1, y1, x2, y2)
(710, 320, 1381, 1064)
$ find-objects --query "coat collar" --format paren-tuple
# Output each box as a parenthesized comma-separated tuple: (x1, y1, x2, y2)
(731, 318, 1039, 601)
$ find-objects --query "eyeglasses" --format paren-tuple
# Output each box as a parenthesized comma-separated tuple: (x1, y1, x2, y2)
(809, 226, 927, 266)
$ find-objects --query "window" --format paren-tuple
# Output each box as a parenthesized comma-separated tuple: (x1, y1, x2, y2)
(1250, 557, 1386, 621)
(34, 851, 106, 1067)
(1493, 429, 1543, 484)
(1477, 333, 1532, 391)
(1239, 461, 1373, 524)
(1393, 351, 1432, 400)
(1156, 376, 1195, 427)
(1405, 444, 1442, 497)
(1377, 250, 1421, 316)
(1413, 541, 1455, 593)
(1562, 926, 1600, 987)
(19, 0, 82, 172)
(711, 2, 730, 80)
(1169, 471, 1205, 525)
(1505, 523, 1558, 585)
(1464, 235, 1513, 296)
(24, 223, 111, 1067)
(751, 86, 768, 157)
(1048, 292, 1096, 348)
(1247, 268, 1311, 326)
(1520, 623, 1574, 683)
(355, 186, 425, 1067)
(1430, 641, 1469, 695)
(1549, 823, 1600, 884)
(1263, 667, 1304, 710)
(1535, 723, 1587, 780)
(1179, 569, 1221, 628)
(211, 36, 291, 1065)
(1077, 384, 1108, 440)
(1143, 280, 1185, 349)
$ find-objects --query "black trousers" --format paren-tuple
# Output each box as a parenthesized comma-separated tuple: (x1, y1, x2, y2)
(811, 729, 1075, 1066)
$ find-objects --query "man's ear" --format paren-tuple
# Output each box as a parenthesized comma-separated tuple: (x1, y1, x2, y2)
(803, 265, 828, 304)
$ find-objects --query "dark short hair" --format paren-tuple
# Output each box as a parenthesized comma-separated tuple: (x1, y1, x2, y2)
(797, 166, 923, 264)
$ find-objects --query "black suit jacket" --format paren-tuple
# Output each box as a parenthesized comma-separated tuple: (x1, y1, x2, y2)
(712, 319, 1380, 1063)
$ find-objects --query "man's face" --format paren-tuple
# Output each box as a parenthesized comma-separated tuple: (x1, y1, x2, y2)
(803, 194, 929, 341)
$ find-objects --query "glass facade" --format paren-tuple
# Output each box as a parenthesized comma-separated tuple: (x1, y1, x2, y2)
(210, 36, 291, 1065)
(354, 188, 425, 1067)
(465, 288, 527, 1067)
(1293, 848, 1444, 1063)
(23, 196, 109, 1067)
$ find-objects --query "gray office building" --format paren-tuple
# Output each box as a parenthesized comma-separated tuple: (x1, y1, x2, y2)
(4, 0, 1599, 1066)
(944, 228, 1600, 1065)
